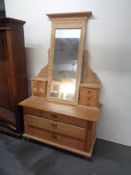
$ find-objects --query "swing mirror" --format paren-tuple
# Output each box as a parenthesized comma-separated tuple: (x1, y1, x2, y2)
(47, 12, 89, 105)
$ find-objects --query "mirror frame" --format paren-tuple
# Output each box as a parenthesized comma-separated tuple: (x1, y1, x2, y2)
(47, 12, 92, 105)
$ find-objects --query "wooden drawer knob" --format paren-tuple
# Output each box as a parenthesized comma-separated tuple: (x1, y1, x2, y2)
(51, 114, 58, 119)
(52, 134, 57, 139)
(51, 123, 57, 128)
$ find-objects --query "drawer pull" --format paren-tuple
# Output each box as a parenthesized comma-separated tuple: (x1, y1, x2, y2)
(51, 123, 57, 128)
(52, 134, 57, 139)
(51, 114, 58, 119)
(88, 90, 91, 94)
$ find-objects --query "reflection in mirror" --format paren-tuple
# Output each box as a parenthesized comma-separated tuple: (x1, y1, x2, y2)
(51, 29, 81, 101)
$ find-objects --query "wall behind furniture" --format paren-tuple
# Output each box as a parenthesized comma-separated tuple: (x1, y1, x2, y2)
(5, 0, 131, 146)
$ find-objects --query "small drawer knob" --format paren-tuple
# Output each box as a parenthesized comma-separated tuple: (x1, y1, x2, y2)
(88, 90, 91, 94)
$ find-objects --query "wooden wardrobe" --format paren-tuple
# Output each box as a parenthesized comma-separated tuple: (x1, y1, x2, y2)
(0, 18, 27, 136)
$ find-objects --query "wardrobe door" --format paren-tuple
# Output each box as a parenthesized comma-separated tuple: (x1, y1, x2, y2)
(0, 30, 10, 109)
(0, 30, 16, 128)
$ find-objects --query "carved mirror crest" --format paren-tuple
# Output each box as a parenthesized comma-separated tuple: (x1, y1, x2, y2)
(47, 12, 92, 105)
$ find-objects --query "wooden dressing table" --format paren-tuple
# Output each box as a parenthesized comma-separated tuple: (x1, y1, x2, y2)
(19, 12, 101, 158)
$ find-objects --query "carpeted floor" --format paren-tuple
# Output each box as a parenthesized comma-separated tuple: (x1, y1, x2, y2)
(0, 133, 131, 175)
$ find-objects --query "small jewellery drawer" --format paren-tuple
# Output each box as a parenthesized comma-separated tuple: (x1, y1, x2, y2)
(79, 87, 99, 107)
(32, 80, 47, 97)
(32, 80, 46, 89)
(24, 115, 86, 141)
(24, 108, 87, 128)
(25, 123, 85, 151)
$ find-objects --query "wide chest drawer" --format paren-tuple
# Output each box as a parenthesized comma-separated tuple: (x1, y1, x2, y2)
(24, 121, 85, 151)
(24, 107, 87, 128)
(24, 115, 86, 141)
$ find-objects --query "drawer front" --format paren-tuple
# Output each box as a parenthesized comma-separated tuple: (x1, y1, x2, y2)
(32, 80, 46, 89)
(32, 80, 46, 97)
(24, 115, 86, 141)
(79, 87, 99, 107)
(24, 108, 87, 128)
(32, 91, 45, 97)
(25, 124, 85, 151)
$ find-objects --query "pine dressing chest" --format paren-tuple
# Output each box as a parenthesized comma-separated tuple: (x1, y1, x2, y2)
(19, 12, 101, 158)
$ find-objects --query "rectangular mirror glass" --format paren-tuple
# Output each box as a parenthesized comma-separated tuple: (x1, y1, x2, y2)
(50, 29, 81, 101)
